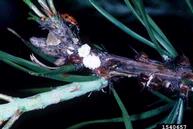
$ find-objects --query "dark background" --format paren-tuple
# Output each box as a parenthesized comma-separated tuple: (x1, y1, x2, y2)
(0, 0, 193, 129)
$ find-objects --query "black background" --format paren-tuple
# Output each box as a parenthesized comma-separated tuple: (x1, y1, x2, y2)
(0, 0, 193, 129)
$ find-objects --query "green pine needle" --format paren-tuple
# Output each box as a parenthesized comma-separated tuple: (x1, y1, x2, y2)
(23, 0, 33, 7)
(150, 91, 173, 103)
(186, 0, 193, 15)
(0, 50, 98, 82)
(112, 88, 133, 129)
(66, 103, 173, 129)
(66, 118, 123, 129)
(89, 0, 157, 50)
(124, 0, 178, 59)
(89, 0, 178, 59)
(28, 12, 41, 22)
(163, 98, 184, 124)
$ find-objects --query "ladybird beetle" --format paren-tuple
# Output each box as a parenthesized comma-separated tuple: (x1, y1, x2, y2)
(61, 13, 80, 35)
(62, 13, 78, 26)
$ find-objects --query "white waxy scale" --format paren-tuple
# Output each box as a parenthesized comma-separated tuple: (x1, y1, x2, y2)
(78, 44, 101, 69)
(83, 54, 101, 70)
(78, 44, 91, 57)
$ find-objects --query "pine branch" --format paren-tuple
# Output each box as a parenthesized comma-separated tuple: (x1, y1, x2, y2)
(0, 78, 108, 129)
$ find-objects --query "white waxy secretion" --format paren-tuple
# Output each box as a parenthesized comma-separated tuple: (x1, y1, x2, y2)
(72, 38, 79, 44)
(78, 44, 101, 69)
(83, 54, 101, 69)
(78, 44, 91, 57)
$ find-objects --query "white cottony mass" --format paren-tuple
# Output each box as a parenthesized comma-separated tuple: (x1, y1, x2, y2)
(78, 44, 101, 69)
(78, 44, 91, 57)
(83, 54, 101, 69)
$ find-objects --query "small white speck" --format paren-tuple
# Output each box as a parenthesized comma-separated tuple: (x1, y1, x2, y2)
(179, 83, 183, 88)
(67, 49, 74, 55)
(191, 87, 193, 92)
(68, 46, 75, 50)
(162, 55, 170, 61)
(83, 54, 101, 69)
(78, 44, 91, 57)
(72, 38, 79, 44)
(165, 81, 171, 88)
(146, 74, 154, 87)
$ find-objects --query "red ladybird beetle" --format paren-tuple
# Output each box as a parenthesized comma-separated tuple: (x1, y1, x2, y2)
(61, 13, 80, 35)
(61, 13, 79, 26)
